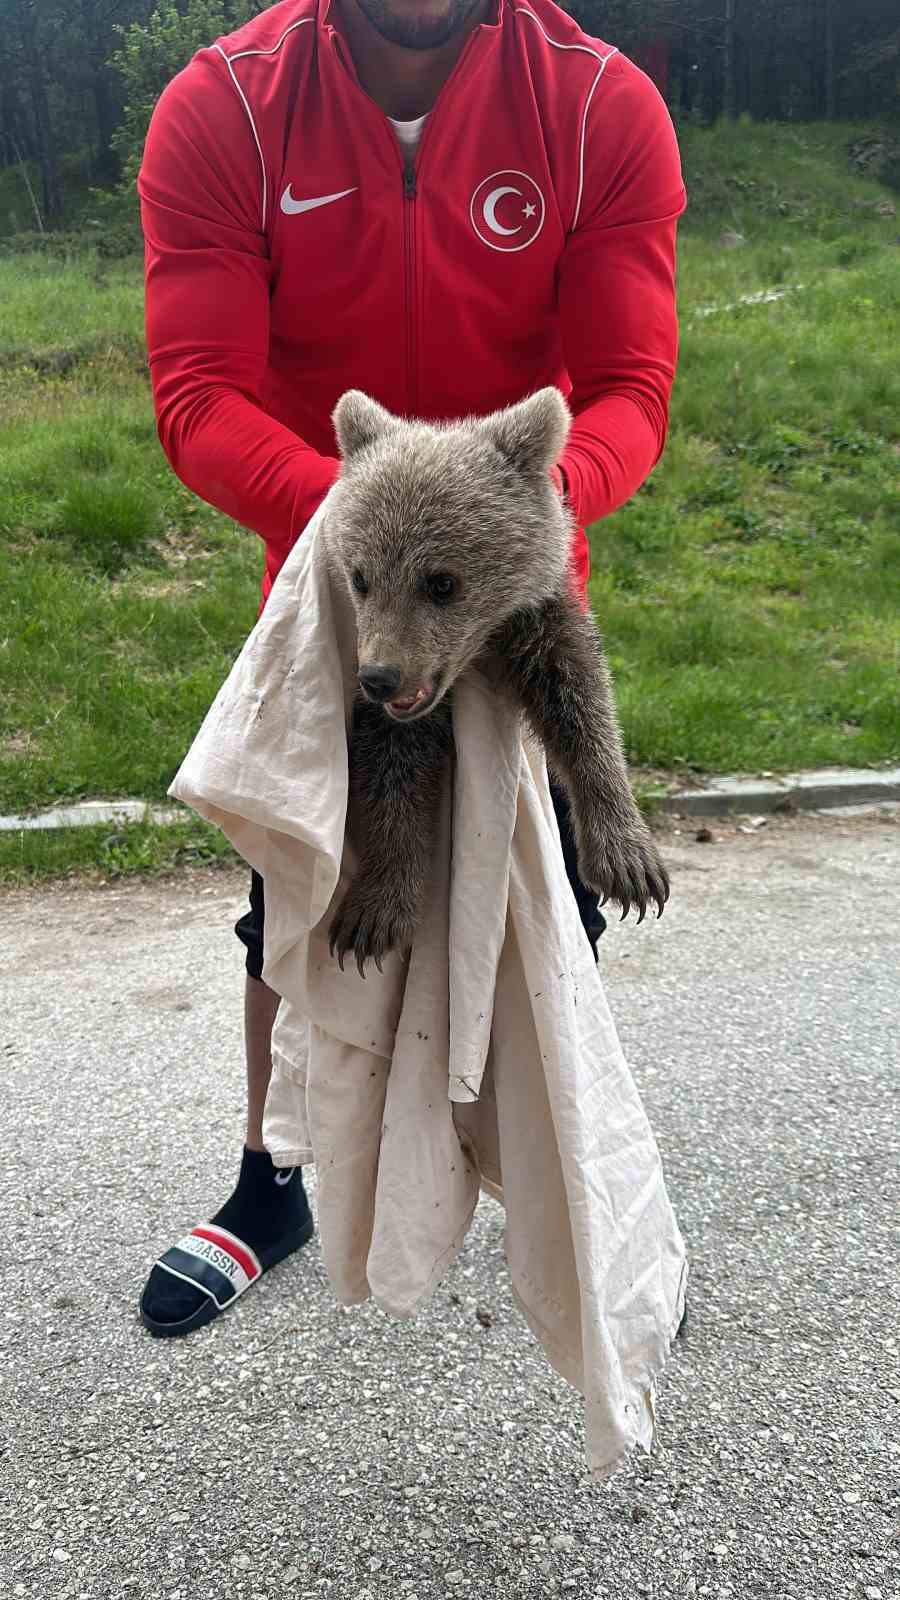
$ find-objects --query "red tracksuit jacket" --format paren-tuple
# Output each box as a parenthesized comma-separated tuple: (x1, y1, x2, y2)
(139, 0, 685, 604)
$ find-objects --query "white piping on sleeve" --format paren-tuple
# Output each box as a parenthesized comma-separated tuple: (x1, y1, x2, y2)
(214, 43, 269, 229)
(213, 16, 315, 232)
(575, 54, 617, 229)
(226, 14, 315, 63)
(513, 7, 619, 230)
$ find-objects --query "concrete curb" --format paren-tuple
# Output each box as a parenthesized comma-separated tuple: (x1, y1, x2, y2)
(1, 769, 898, 833)
(0, 799, 183, 833)
(656, 766, 900, 818)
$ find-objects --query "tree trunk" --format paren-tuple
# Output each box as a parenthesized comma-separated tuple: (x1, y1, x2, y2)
(723, 0, 736, 120)
(21, 20, 62, 219)
(11, 135, 44, 232)
(92, 64, 120, 183)
(32, 76, 61, 219)
(824, 0, 836, 119)
(677, 34, 695, 118)
(765, 0, 780, 120)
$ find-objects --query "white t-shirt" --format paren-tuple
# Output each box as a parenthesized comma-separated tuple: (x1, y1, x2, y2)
(388, 114, 429, 161)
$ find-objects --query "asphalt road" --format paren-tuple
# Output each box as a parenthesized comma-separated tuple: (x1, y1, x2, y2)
(2, 812, 898, 1600)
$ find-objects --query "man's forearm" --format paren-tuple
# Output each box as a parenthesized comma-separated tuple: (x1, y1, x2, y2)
(560, 384, 669, 531)
(151, 358, 339, 560)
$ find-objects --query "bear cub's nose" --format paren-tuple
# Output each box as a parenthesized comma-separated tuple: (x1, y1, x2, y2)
(359, 664, 403, 703)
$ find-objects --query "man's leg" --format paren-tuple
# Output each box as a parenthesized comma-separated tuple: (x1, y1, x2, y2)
(140, 794, 599, 1334)
(549, 780, 606, 957)
(244, 973, 280, 1150)
(138, 873, 314, 1336)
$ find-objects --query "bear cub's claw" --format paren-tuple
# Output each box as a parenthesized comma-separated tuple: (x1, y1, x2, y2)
(576, 821, 670, 924)
(328, 883, 416, 977)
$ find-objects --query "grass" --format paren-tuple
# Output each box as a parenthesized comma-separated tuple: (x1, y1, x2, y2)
(0, 813, 239, 885)
(589, 119, 899, 773)
(0, 120, 898, 880)
(0, 256, 262, 817)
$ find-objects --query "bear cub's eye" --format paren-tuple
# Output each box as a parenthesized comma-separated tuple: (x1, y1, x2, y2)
(351, 569, 369, 596)
(426, 573, 457, 605)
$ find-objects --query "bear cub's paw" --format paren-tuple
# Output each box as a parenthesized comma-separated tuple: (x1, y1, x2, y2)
(328, 878, 418, 978)
(575, 817, 670, 923)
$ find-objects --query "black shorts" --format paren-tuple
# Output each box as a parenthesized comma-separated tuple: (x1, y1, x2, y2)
(235, 780, 606, 980)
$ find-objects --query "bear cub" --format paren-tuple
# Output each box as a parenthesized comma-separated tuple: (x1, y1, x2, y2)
(323, 388, 668, 975)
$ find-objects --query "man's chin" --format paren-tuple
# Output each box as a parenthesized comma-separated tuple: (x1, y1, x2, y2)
(350, 0, 484, 52)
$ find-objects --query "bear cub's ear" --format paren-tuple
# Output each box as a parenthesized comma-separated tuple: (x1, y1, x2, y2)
(333, 391, 397, 461)
(483, 388, 571, 478)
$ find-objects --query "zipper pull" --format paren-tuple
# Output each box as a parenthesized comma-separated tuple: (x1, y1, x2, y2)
(404, 164, 417, 200)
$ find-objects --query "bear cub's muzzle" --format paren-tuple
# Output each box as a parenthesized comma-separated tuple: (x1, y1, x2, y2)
(359, 664, 442, 721)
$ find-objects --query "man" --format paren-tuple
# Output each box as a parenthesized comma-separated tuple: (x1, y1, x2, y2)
(137, 0, 684, 1336)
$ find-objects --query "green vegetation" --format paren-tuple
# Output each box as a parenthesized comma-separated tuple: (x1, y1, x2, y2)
(0, 121, 898, 882)
(3, 0, 896, 241)
(0, 814, 239, 885)
(0, 252, 261, 829)
(111, 0, 259, 187)
(590, 121, 899, 773)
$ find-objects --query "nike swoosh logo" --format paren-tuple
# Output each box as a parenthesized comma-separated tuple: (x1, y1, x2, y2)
(280, 184, 357, 216)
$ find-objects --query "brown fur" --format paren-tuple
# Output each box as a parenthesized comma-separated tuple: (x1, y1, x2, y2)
(322, 389, 668, 974)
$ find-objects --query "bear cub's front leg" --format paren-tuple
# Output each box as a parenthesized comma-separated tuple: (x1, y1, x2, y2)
(492, 595, 669, 922)
(328, 696, 453, 976)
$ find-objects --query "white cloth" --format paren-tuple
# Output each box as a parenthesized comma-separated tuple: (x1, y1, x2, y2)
(388, 113, 429, 160)
(169, 499, 688, 1479)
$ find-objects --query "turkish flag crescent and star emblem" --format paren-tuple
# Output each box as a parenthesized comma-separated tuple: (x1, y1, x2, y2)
(470, 170, 546, 252)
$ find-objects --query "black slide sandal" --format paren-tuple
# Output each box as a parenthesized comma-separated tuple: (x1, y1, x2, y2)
(139, 1216, 314, 1338)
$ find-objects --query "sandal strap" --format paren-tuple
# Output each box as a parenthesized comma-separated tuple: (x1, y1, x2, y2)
(154, 1223, 263, 1310)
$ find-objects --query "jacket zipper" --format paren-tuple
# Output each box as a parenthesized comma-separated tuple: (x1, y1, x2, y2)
(328, 22, 489, 417)
(396, 32, 485, 417)
(403, 161, 417, 415)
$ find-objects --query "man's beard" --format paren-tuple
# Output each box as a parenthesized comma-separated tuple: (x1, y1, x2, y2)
(352, 0, 485, 51)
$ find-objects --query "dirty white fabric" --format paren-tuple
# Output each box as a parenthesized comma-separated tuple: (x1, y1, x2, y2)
(169, 499, 688, 1479)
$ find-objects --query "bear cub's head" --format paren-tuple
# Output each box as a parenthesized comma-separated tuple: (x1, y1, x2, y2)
(325, 388, 572, 722)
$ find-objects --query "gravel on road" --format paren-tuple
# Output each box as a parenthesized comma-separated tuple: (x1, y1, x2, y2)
(2, 811, 898, 1600)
